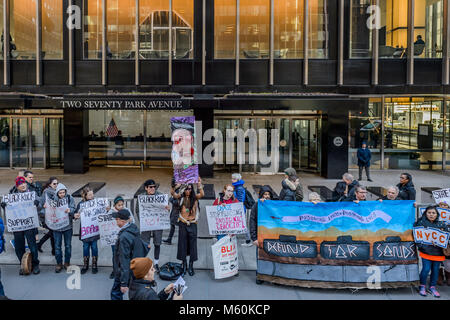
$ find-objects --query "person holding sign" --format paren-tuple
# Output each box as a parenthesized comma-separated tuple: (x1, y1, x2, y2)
(213, 184, 239, 241)
(129, 257, 183, 300)
(37, 177, 58, 256)
(1, 177, 41, 275)
(163, 178, 183, 246)
(135, 179, 170, 274)
(171, 179, 204, 276)
(43, 184, 76, 273)
(414, 205, 449, 298)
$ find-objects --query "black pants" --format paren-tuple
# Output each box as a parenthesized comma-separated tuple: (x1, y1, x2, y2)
(168, 224, 176, 240)
(14, 229, 39, 268)
(358, 166, 371, 180)
(38, 229, 55, 252)
(177, 223, 198, 262)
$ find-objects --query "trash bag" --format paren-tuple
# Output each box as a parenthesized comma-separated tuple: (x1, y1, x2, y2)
(159, 262, 183, 281)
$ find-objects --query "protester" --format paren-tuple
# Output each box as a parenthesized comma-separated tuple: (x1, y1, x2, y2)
(171, 178, 204, 276)
(231, 173, 253, 247)
(308, 192, 322, 204)
(163, 178, 182, 245)
(23, 170, 43, 197)
(397, 173, 416, 200)
(378, 186, 401, 201)
(129, 257, 183, 300)
(338, 173, 360, 202)
(0, 213, 8, 299)
(213, 184, 239, 241)
(135, 179, 170, 274)
(1, 177, 41, 275)
(332, 180, 347, 202)
(111, 209, 140, 300)
(279, 168, 303, 202)
(414, 205, 448, 298)
(74, 186, 104, 274)
(343, 185, 367, 203)
(249, 186, 275, 285)
(108, 196, 132, 279)
(357, 141, 372, 182)
(37, 177, 58, 255)
(43, 183, 76, 273)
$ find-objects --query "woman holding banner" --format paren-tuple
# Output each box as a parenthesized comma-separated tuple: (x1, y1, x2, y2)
(37, 177, 58, 255)
(213, 185, 240, 241)
(172, 178, 204, 276)
(43, 184, 76, 273)
(414, 205, 449, 298)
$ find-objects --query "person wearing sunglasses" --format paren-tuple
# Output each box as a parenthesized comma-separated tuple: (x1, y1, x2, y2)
(135, 179, 170, 274)
(171, 178, 204, 276)
(36, 177, 58, 255)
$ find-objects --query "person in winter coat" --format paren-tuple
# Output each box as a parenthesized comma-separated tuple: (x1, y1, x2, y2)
(308, 192, 322, 204)
(213, 184, 240, 241)
(74, 186, 109, 275)
(171, 178, 204, 277)
(279, 168, 303, 202)
(1, 176, 41, 275)
(357, 141, 372, 182)
(42, 183, 76, 273)
(37, 177, 58, 255)
(231, 173, 253, 247)
(0, 215, 8, 299)
(129, 257, 182, 301)
(378, 186, 401, 201)
(135, 179, 170, 273)
(163, 178, 182, 245)
(338, 173, 360, 202)
(23, 170, 43, 197)
(414, 205, 449, 298)
(343, 186, 367, 203)
(397, 173, 416, 200)
(111, 209, 140, 300)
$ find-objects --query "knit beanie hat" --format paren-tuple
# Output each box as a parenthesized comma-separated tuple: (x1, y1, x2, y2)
(130, 257, 153, 279)
(15, 176, 26, 187)
(284, 168, 297, 178)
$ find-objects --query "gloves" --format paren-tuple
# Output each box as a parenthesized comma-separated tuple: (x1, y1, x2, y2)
(34, 200, 40, 207)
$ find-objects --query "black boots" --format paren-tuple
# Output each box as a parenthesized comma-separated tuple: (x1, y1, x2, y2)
(162, 238, 172, 245)
(188, 260, 195, 276)
(181, 260, 187, 276)
(81, 256, 89, 274)
(92, 256, 98, 274)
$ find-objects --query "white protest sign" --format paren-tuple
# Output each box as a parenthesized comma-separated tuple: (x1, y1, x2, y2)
(211, 235, 239, 279)
(98, 212, 120, 246)
(413, 227, 450, 249)
(45, 195, 70, 231)
(3, 192, 40, 232)
(80, 198, 108, 240)
(432, 188, 450, 206)
(206, 202, 247, 235)
(138, 194, 169, 232)
(419, 207, 450, 225)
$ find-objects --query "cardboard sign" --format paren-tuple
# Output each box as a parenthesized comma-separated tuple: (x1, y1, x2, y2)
(3, 192, 39, 232)
(45, 195, 70, 231)
(138, 194, 170, 232)
(413, 227, 450, 249)
(206, 202, 247, 235)
(432, 188, 450, 206)
(79, 198, 108, 240)
(419, 207, 450, 225)
(98, 212, 120, 246)
(211, 235, 239, 279)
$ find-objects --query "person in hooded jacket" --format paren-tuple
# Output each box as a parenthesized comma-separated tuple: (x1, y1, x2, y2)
(357, 141, 372, 182)
(129, 257, 182, 300)
(414, 205, 449, 298)
(279, 168, 303, 202)
(42, 183, 76, 273)
(37, 177, 58, 255)
(231, 173, 253, 247)
(249, 186, 275, 285)
(397, 173, 416, 200)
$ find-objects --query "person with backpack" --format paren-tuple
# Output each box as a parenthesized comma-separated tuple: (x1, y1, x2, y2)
(0, 214, 8, 299)
(279, 168, 304, 202)
(111, 209, 149, 300)
(231, 173, 254, 247)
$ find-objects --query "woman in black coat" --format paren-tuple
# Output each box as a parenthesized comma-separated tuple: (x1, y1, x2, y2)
(397, 173, 416, 200)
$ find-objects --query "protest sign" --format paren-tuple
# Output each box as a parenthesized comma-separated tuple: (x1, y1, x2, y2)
(206, 202, 247, 235)
(432, 188, 450, 206)
(79, 198, 108, 240)
(98, 212, 120, 246)
(413, 227, 450, 249)
(45, 196, 70, 231)
(138, 194, 170, 232)
(211, 235, 239, 279)
(3, 192, 39, 232)
(257, 200, 419, 289)
(171, 116, 199, 184)
(419, 207, 450, 225)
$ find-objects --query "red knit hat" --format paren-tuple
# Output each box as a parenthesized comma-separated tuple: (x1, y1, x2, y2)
(15, 176, 26, 187)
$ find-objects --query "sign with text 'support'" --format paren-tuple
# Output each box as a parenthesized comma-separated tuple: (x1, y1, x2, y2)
(257, 200, 419, 289)
(80, 198, 108, 240)
(3, 192, 39, 232)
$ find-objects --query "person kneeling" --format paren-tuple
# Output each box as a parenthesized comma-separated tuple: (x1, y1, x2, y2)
(129, 257, 183, 301)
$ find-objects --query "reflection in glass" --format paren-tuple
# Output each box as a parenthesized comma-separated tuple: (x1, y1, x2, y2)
(274, 0, 304, 59)
(47, 118, 63, 167)
(308, 0, 328, 58)
(214, 0, 236, 59)
(240, 0, 270, 59)
(83, 0, 103, 59)
(0, 118, 10, 167)
(349, 0, 372, 58)
(31, 118, 45, 168)
(415, 0, 443, 58)
(12, 118, 28, 168)
(42, 0, 63, 59)
(106, 0, 136, 60)
(10, 0, 37, 60)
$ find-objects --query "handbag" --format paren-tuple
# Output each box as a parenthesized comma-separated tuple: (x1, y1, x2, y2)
(159, 262, 183, 281)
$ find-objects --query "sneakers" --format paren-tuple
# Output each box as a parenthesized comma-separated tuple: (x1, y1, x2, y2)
(428, 286, 440, 298)
(241, 241, 253, 247)
(419, 285, 427, 296)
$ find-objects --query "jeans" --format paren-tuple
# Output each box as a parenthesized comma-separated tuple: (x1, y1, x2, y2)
(111, 275, 124, 300)
(420, 258, 441, 287)
(14, 229, 39, 268)
(83, 240, 98, 257)
(53, 229, 73, 264)
(358, 166, 371, 180)
(0, 268, 4, 297)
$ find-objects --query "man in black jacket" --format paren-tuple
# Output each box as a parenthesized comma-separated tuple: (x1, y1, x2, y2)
(111, 209, 139, 300)
(343, 186, 367, 203)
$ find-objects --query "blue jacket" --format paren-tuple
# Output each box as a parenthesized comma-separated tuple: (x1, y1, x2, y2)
(0, 217, 4, 253)
(357, 147, 371, 167)
(232, 180, 246, 203)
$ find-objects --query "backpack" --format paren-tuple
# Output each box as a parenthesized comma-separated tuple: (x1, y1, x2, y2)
(243, 188, 255, 210)
(131, 235, 150, 259)
(159, 262, 184, 280)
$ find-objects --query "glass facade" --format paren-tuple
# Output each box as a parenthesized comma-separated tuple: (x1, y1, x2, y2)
(274, 0, 304, 59)
(42, 0, 63, 59)
(239, 0, 270, 59)
(106, 0, 136, 60)
(416, 0, 443, 58)
(83, 0, 103, 59)
(10, 0, 37, 60)
(350, 0, 373, 58)
(214, 0, 236, 59)
(308, 0, 328, 58)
